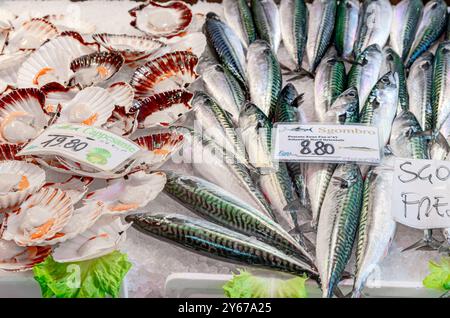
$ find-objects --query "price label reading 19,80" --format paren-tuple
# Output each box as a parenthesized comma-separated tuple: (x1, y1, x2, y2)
(273, 124, 381, 165)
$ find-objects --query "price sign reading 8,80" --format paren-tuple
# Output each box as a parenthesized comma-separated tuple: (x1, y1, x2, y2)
(300, 140, 335, 156)
(40, 134, 90, 152)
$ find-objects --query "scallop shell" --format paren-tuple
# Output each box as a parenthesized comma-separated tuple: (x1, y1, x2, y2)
(69, 51, 124, 88)
(86, 171, 166, 215)
(132, 89, 193, 128)
(1, 187, 73, 246)
(130, 50, 198, 99)
(44, 176, 93, 205)
(0, 239, 51, 272)
(0, 88, 48, 144)
(43, 200, 105, 245)
(17, 32, 99, 88)
(92, 33, 166, 63)
(0, 144, 22, 161)
(166, 32, 207, 58)
(0, 160, 45, 211)
(0, 51, 30, 71)
(57, 86, 116, 127)
(107, 82, 134, 112)
(102, 106, 138, 137)
(40, 82, 80, 114)
(6, 18, 58, 53)
(52, 215, 130, 263)
(129, 1, 193, 38)
(43, 14, 96, 35)
(133, 131, 184, 169)
(0, 21, 12, 54)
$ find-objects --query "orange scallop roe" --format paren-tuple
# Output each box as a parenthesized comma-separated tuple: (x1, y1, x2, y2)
(153, 148, 170, 155)
(17, 176, 29, 191)
(82, 113, 98, 126)
(30, 219, 55, 240)
(33, 67, 54, 85)
(96, 66, 108, 78)
(108, 203, 139, 212)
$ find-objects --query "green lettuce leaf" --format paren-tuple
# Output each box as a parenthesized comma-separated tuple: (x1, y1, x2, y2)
(423, 257, 450, 291)
(33, 251, 132, 298)
(223, 270, 308, 298)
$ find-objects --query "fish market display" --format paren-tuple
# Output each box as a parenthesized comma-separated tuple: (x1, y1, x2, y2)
(1, 0, 450, 300)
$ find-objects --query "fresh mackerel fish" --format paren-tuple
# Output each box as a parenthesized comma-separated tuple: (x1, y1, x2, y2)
(183, 130, 274, 218)
(204, 12, 247, 87)
(347, 44, 383, 110)
(223, 0, 257, 48)
(354, 0, 392, 57)
(316, 164, 364, 298)
(352, 156, 397, 298)
(314, 47, 346, 122)
(192, 91, 248, 166)
(383, 47, 409, 112)
(408, 52, 434, 131)
(280, 0, 308, 69)
(390, 0, 423, 61)
(406, 0, 447, 68)
(201, 64, 246, 124)
(162, 172, 316, 265)
(127, 213, 319, 279)
(432, 41, 450, 132)
(334, 0, 360, 59)
(247, 40, 282, 118)
(306, 0, 337, 73)
(360, 72, 399, 147)
(251, 0, 281, 53)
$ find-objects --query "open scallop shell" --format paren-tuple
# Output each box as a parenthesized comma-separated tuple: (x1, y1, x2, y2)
(0, 161, 45, 211)
(17, 32, 99, 88)
(1, 187, 73, 246)
(92, 33, 166, 63)
(130, 50, 198, 99)
(40, 82, 80, 114)
(165, 32, 207, 58)
(132, 89, 193, 128)
(0, 239, 51, 272)
(43, 200, 105, 245)
(6, 18, 58, 53)
(57, 86, 116, 127)
(43, 14, 96, 35)
(133, 131, 185, 169)
(0, 88, 48, 144)
(102, 106, 138, 137)
(52, 215, 130, 263)
(44, 176, 93, 205)
(107, 82, 134, 112)
(129, 1, 193, 38)
(85, 171, 166, 215)
(69, 51, 124, 88)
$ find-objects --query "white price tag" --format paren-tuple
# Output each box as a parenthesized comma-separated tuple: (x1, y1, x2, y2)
(273, 123, 381, 164)
(392, 158, 450, 230)
(18, 123, 141, 172)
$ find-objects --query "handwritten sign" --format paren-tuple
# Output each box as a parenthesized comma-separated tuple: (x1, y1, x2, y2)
(392, 158, 450, 229)
(273, 123, 381, 164)
(18, 123, 141, 172)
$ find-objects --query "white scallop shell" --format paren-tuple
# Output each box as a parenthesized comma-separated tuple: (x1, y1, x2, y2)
(0, 161, 46, 211)
(0, 21, 12, 54)
(52, 216, 130, 263)
(0, 239, 51, 272)
(133, 131, 185, 169)
(107, 82, 134, 112)
(40, 82, 80, 114)
(43, 200, 105, 245)
(43, 14, 96, 35)
(0, 51, 30, 71)
(17, 32, 99, 88)
(129, 1, 193, 38)
(68, 51, 124, 88)
(57, 87, 116, 127)
(92, 33, 166, 63)
(44, 176, 93, 205)
(1, 187, 74, 246)
(85, 171, 166, 215)
(6, 18, 58, 53)
(0, 88, 48, 144)
(165, 32, 207, 58)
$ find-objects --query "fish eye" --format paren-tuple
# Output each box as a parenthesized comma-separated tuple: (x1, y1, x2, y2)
(381, 76, 390, 84)
(347, 91, 356, 97)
